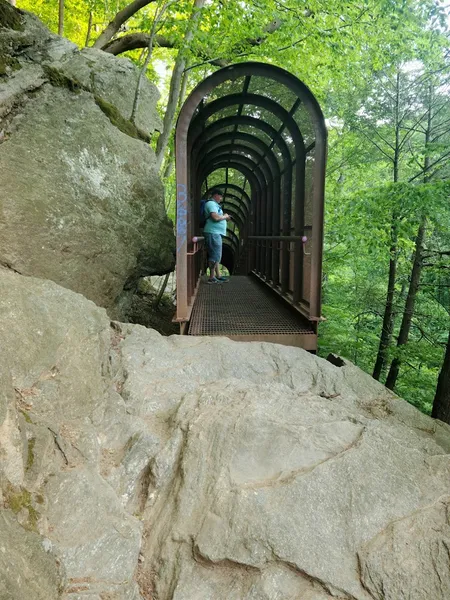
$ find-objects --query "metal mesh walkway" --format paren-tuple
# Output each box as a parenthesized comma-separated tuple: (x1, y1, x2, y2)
(188, 276, 315, 347)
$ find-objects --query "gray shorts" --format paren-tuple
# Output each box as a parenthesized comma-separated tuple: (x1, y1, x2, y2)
(205, 233, 222, 263)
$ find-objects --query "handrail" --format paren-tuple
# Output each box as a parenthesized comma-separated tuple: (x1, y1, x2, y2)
(248, 235, 307, 242)
(187, 236, 205, 256)
(248, 235, 310, 255)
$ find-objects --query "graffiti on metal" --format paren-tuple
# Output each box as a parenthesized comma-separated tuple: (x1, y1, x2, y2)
(177, 183, 187, 253)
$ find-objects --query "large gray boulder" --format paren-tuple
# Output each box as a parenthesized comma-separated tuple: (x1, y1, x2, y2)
(120, 329, 450, 600)
(1, 267, 450, 599)
(0, 2, 174, 317)
(0, 511, 63, 600)
(0, 268, 144, 599)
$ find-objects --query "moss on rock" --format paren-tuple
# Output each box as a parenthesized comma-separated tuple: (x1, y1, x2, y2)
(42, 64, 85, 93)
(94, 96, 150, 143)
(41, 65, 150, 144)
(4, 484, 39, 532)
(19, 409, 34, 424)
(26, 437, 36, 471)
(0, 53, 21, 77)
(0, 0, 24, 31)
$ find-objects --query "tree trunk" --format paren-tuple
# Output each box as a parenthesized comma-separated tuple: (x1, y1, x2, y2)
(131, 51, 155, 126)
(93, 0, 156, 49)
(155, 0, 206, 170)
(154, 272, 171, 309)
(385, 81, 434, 390)
(58, 0, 64, 36)
(85, 11, 93, 47)
(385, 216, 427, 389)
(163, 68, 189, 213)
(373, 70, 401, 381)
(161, 68, 189, 180)
(131, 1, 171, 125)
(178, 67, 189, 111)
(372, 224, 398, 380)
(432, 330, 450, 424)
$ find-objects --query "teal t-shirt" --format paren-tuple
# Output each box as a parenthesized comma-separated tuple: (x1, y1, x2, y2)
(203, 200, 227, 236)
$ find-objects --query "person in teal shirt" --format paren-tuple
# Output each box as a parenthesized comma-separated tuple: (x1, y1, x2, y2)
(203, 189, 231, 283)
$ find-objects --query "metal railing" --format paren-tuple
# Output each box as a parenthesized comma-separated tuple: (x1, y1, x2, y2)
(175, 236, 206, 328)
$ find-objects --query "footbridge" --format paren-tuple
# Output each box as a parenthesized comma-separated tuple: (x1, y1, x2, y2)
(174, 62, 327, 351)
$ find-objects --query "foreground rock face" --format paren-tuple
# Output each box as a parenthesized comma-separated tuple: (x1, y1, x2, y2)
(0, 2, 174, 317)
(1, 268, 450, 599)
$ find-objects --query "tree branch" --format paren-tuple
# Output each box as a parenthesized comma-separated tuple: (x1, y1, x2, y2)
(409, 149, 450, 182)
(370, 127, 396, 152)
(155, 0, 206, 169)
(422, 263, 450, 268)
(131, 0, 177, 124)
(103, 32, 175, 54)
(356, 126, 394, 162)
(185, 18, 283, 70)
(105, 17, 282, 70)
(422, 250, 450, 257)
(93, 0, 157, 49)
(398, 108, 429, 151)
(277, 8, 369, 52)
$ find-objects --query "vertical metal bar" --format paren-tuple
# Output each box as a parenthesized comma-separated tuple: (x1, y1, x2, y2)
(265, 179, 275, 281)
(175, 163, 188, 320)
(309, 142, 326, 319)
(281, 163, 293, 293)
(259, 188, 267, 276)
(254, 194, 259, 274)
(272, 174, 281, 286)
(263, 181, 269, 280)
(249, 189, 256, 272)
(187, 145, 194, 303)
(293, 158, 305, 303)
(224, 167, 229, 211)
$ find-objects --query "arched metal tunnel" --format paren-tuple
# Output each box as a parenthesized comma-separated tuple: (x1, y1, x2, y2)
(174, 62, 327, 350)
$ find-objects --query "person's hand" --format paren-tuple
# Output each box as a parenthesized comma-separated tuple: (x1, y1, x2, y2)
(223, 213, 231, 221)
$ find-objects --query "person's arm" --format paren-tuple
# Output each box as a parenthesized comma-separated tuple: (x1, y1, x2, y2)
(209, 211, 230, 222)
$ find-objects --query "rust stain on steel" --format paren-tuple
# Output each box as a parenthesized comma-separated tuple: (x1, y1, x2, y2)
(176, 182, 188, 320)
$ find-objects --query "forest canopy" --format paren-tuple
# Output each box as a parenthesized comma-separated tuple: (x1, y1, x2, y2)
(15, 0, 450, 419)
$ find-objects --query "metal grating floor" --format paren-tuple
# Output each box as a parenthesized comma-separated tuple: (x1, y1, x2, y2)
(188, 276, 314, 337)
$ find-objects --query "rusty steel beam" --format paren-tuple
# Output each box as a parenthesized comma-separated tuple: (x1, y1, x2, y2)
(213, 182, 252, 213)
(195, 132, 280, 179)
(189, 93, 305, 154)
(192, 115, 291, 164)
(196, 145, 272, 186)
(188, 92, 304, 293)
